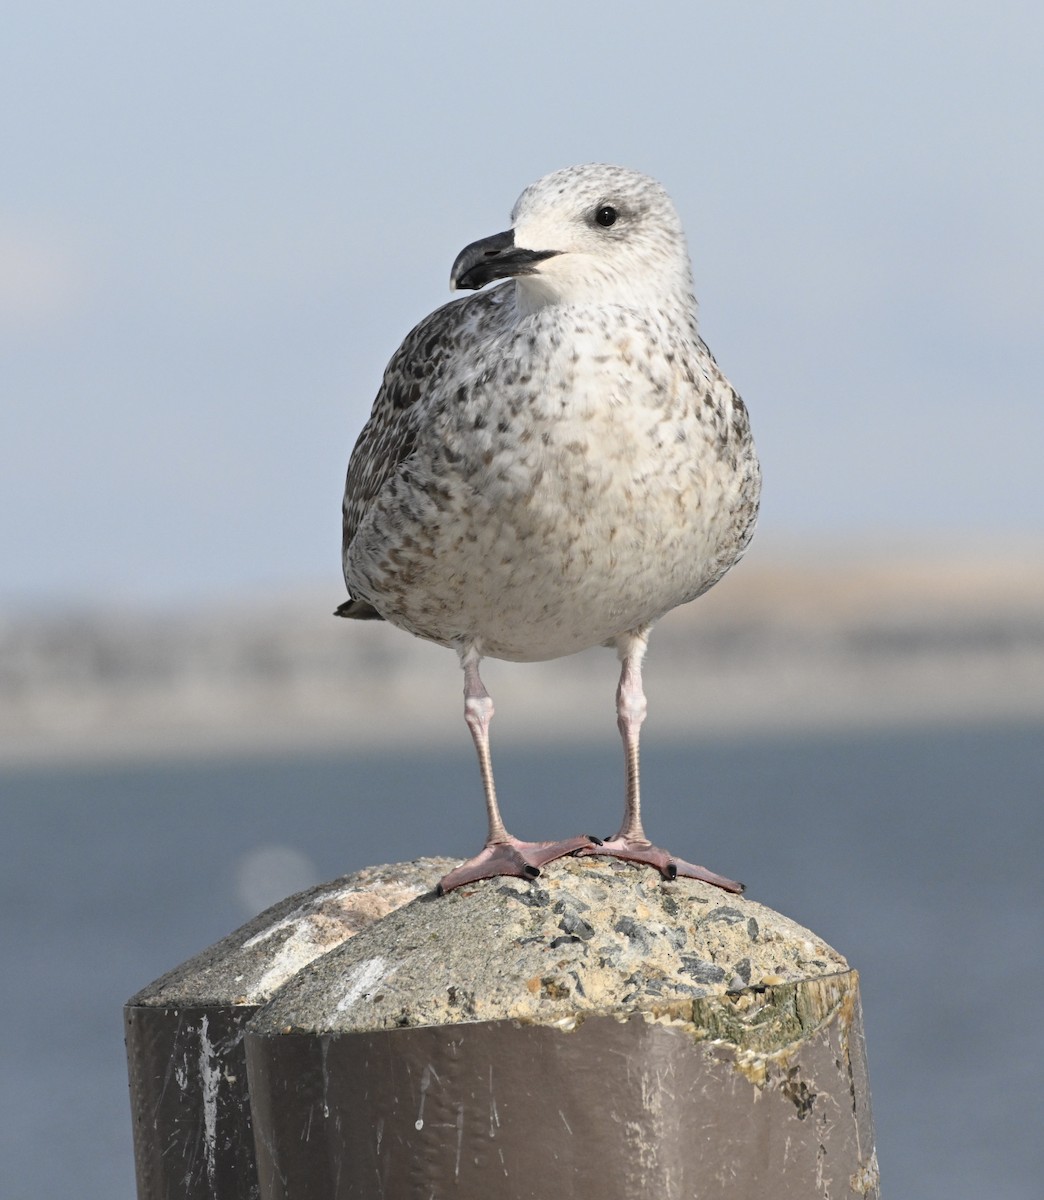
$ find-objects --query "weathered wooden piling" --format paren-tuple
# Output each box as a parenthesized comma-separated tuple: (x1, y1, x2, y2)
(124, 858, 454, 1200)
(244, 856, 880, 1199)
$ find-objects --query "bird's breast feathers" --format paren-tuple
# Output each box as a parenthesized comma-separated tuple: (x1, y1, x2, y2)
(344, 300, 758, 660)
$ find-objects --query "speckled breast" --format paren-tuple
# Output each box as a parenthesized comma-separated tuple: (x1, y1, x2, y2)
(347, 325, 760, 662)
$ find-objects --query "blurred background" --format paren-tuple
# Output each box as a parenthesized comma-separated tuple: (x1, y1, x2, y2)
(1, 3, 1042, 1198)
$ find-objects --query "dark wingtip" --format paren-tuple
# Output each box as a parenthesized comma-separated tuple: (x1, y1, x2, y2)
(335, 598, 384, 620)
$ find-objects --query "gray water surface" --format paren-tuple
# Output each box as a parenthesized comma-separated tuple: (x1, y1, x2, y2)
(1, 723, 1041, 1198)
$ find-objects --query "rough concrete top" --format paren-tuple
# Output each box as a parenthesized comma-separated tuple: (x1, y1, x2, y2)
(251, 855, 847, 1037)
(127, 857, 456, 1008)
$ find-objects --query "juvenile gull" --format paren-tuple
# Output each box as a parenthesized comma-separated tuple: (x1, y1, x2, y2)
(338, 164, 761, 895)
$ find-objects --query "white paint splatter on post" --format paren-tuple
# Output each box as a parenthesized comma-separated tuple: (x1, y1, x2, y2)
(197, 1016, 220, 1190)
(336, 957, 393, 1013)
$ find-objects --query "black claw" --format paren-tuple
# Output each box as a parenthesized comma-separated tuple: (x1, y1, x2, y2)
(524, 864, 541, 879)
(665, 862, 679, 881)
(587, 834, 604, 845)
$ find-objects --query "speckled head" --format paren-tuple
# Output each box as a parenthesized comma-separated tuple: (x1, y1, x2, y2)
(450, 164, 696, 312)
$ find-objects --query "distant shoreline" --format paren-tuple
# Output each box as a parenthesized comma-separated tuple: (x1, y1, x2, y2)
(3, 549, 1042, 768)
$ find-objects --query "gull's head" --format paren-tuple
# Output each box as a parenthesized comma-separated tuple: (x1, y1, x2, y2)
(449, 164, 695, 310)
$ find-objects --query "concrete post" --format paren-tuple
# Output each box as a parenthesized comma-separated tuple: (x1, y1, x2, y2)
(244, 856, 880, 1199)
(124, 858, 455, 1200)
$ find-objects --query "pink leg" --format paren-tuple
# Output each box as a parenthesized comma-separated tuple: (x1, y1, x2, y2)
(438, 648, 593, 894)
(576, 630, 743, 894)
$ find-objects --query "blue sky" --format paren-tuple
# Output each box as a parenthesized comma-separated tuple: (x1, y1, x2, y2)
(2, 2, 1042, 603)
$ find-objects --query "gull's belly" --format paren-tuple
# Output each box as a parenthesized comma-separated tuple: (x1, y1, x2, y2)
(452, 498, 739, 661)
(347, 396, 756, 662)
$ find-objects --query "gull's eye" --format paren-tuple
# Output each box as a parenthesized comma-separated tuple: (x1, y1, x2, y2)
(595, 205, 618, 228)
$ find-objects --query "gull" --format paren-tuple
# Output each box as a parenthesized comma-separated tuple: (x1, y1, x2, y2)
(338, 164, 760, 895)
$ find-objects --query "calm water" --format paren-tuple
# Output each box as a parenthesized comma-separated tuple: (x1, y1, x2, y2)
(1, 723, 1041, 1199)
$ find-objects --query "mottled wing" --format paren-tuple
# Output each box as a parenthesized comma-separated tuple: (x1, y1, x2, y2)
(692, 335, 762, 582)
(339, 295, 489, 616)
(343, 299, 469, 550)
